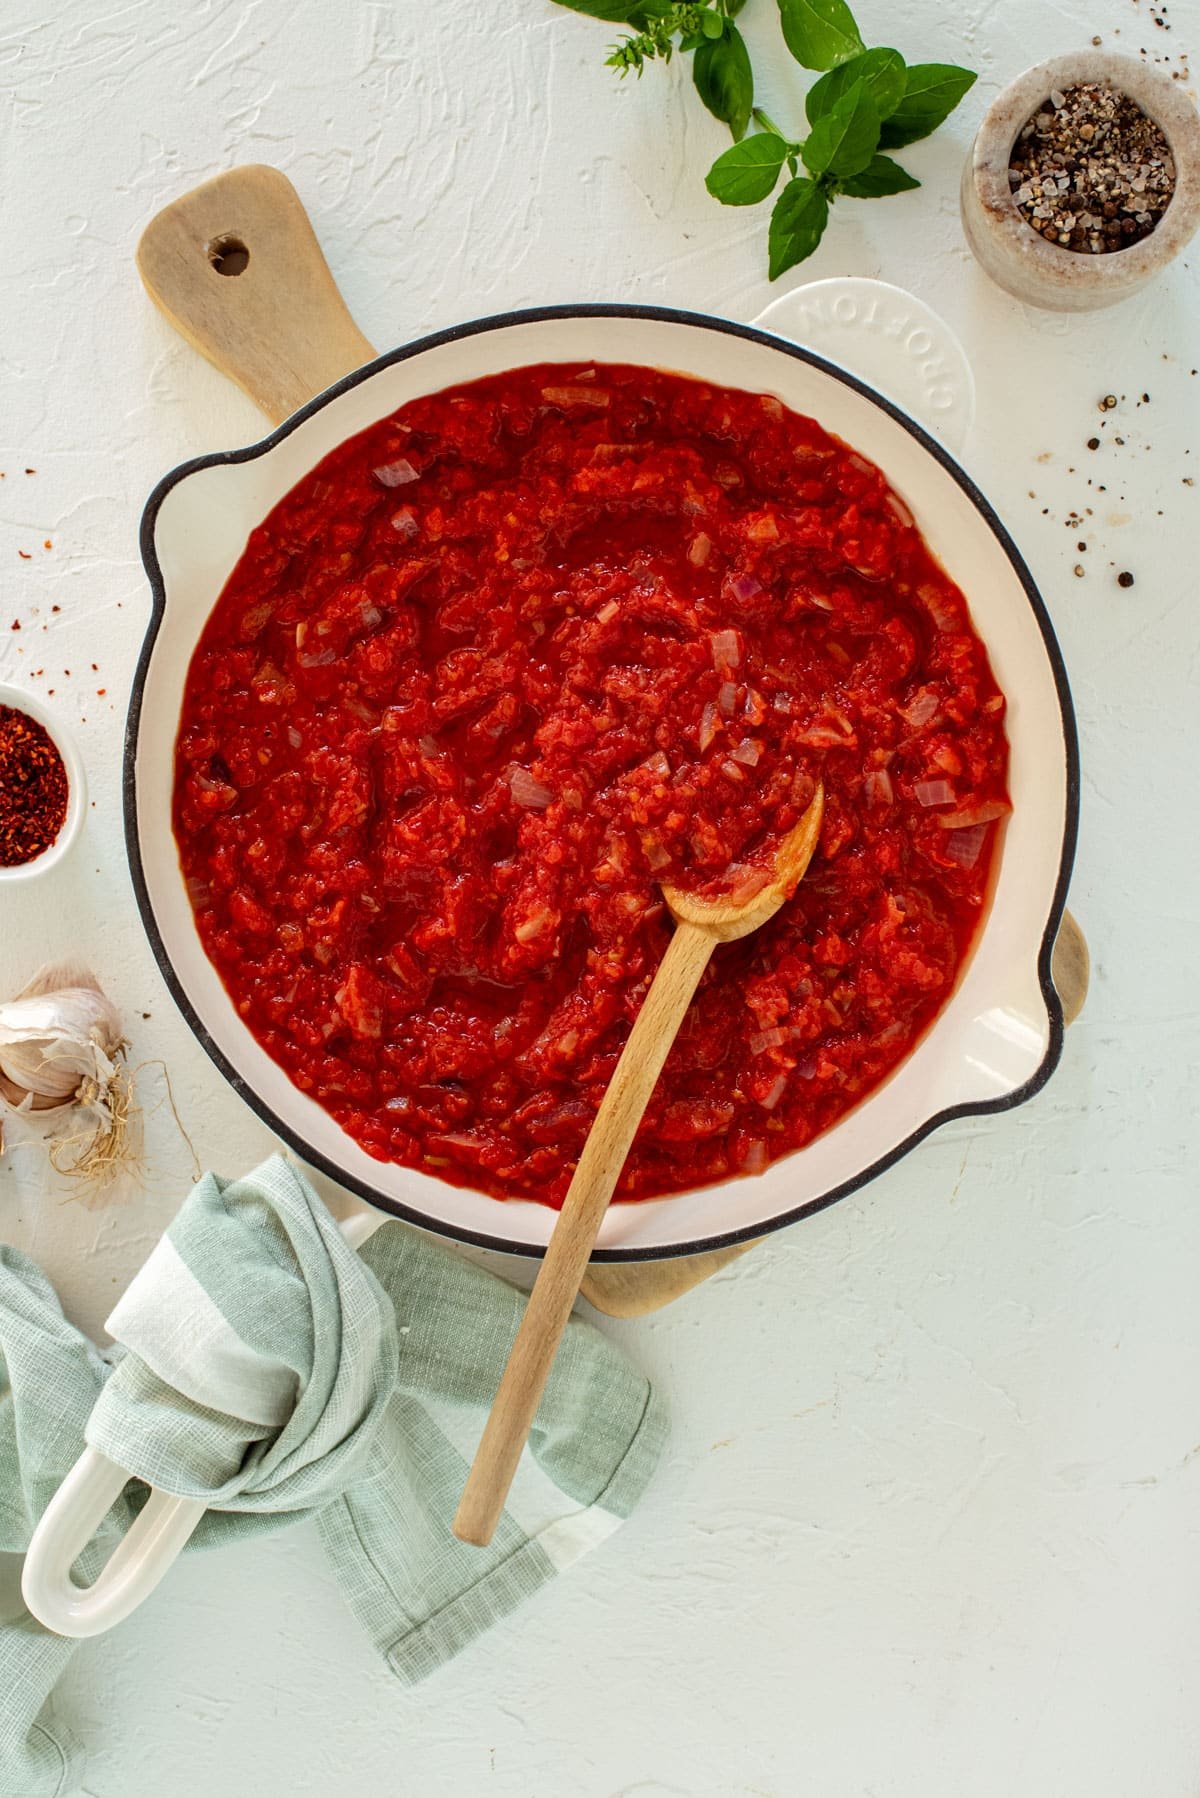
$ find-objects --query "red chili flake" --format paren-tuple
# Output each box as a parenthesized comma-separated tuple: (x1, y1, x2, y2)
(24, 468, 35, 475)
(96, 688, 106, 697)
(10, 621, 19, 632)
(17, 551, 31, 560)
(51, 605, 60, 614)
(0, 702, 69, 866)
(43, 540, 52, 551)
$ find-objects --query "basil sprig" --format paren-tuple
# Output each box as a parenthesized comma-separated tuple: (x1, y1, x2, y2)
(553, 0, 976, 279)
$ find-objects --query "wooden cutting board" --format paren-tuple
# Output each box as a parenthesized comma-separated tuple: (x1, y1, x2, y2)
(580, 909, 1089, 1317)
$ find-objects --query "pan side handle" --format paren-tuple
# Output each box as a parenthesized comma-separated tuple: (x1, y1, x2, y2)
(136, 165, 377, 424)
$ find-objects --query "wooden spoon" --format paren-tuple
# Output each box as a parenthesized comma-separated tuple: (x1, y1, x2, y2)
(452, 785, 826, 1546)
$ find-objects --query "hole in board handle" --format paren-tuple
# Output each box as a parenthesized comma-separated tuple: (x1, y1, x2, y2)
(207, 235, 250, 277)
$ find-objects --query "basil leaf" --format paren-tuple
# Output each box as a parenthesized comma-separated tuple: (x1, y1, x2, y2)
(725, 0, 750, 13)
(805, 47, 905, 126)
(552, 0, 661, 18)
(706, 132, 790, 204)
(768, 176, 830, 279)
(700, 7, 725, 35)
(837, 152, 920, 196)
(800, 80, 879, 179)
(879, 63, 977, 148)
(693, 23, 754, 141)
(776, 0, 863, 71)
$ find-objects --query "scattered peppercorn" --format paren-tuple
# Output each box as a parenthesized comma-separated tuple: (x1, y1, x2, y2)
(1077, 540, 1087, 550)
(1074, 564, 1085, 576)
(1087, 437, 1100, 449)
(0, 702, 69, 866)
(1101, 395, 1118, 410)
(1117, 570, 1135, 587)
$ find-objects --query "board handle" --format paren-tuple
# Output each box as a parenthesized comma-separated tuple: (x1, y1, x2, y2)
(136, 165, 377, 424)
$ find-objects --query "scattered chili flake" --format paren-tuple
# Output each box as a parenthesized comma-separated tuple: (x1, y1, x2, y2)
(10, 621, 19, 632)
(51, 605, 60, 614)
(1117, 570, 1135, 587)
(0, 702, 69, 866)
(17, 551, 31, 560)
(42, 540, 52, 551)
(1009, 86, 1175, 253)
(24, 468, 35, 476)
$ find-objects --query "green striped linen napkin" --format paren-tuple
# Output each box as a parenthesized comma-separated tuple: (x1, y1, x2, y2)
(0, 1155, 666, 1798)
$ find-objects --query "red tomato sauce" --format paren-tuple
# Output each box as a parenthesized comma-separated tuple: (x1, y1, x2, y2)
(174, 363, 1009, 1205)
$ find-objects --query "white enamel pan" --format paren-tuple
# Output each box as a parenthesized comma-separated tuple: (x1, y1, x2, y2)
(126, 167, 1080, 1262)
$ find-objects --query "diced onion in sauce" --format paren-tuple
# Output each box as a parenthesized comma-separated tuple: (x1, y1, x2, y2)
(711, 628, 743, 672)
(541, 385, 610, 408)
(943, 823, 989, 867)
(372, 458, 420, 487)
(509, 766, 554, 810)
(915, 778, 956, 808)
(730, 738, 762, 767)
(759, 1074, 788, 1111)
(728, 574, 763, 606)
(740, 1138, 769, 1174)
(698, 702, 720, 752)
(936, 800, 1009, 830)
(901, 689, 939, 728)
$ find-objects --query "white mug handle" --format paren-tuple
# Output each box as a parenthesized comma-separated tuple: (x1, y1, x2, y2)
(751, 278, 976, 455)
(20, 1209, 386, 1639)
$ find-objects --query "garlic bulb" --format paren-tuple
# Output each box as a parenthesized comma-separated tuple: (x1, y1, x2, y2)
(0, 961, 125, 1114)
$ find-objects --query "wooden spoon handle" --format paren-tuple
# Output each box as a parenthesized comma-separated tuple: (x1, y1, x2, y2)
(453, 920, 716, 1546)
(136, 165, 376, 423)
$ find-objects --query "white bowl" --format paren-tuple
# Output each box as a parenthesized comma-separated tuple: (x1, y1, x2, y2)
(0, 683, 87, 883)
(125, 306, 1078, 1260)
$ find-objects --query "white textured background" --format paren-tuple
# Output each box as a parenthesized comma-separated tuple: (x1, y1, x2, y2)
(2, 1, 1199, 1793)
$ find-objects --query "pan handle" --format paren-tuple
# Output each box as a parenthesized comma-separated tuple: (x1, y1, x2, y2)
(19, 1213, 387, 1639)
(136, 165, 378, 425)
